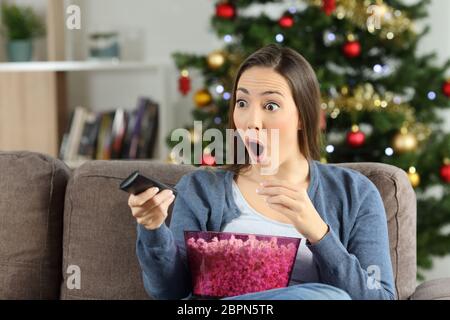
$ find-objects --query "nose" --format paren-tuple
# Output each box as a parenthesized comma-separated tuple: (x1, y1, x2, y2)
(246, 105, 263, 131)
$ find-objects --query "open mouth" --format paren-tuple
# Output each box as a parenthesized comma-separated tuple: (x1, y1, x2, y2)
(246, 138, 266, 162)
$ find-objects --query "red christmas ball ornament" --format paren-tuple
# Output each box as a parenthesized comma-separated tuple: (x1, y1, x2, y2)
(279, 15, 294, 28)
(343, 41, 361, 58)
(201, 153, 216, 166)
(178, 70, 191, 96)
(322, 0, 336, 16)
(347, 125, 365, 148)
(440, 162, 450, 183)
(442, 80, 450, 98)
(216, 2, 235, 19)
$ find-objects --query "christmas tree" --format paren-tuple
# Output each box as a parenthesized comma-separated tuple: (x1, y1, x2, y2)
(168, 0, 450, 277)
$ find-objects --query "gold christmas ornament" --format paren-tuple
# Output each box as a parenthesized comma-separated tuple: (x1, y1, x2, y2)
(392, 127, 418, 153)
(207, 51, 225, 70)
(407, 166, 420, 188)
(194, 89, 213, 108)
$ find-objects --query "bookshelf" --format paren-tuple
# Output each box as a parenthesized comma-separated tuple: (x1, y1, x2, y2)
(0, 60, 172, 164)
(0, 1, 173, 165)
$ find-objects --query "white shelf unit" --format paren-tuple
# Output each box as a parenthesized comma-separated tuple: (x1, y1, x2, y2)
(0, 60, 173, 163)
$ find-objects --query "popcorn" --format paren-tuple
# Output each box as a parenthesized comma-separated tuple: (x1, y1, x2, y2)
(184, 232, 300, 298)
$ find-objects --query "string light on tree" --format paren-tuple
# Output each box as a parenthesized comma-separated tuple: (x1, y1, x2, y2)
(385, 147, 394, 156)
(167, 151, 179, 164)
(323, 30, 337, 46)
(224, 34, 233, 43)
(407, 166, 420, 188)
(189, 128, 201, 144)
(427, 91, 437, 101)
(275, 33, 284, 43)
(223, 92, 231, 100)
(326, 145, 335, 153)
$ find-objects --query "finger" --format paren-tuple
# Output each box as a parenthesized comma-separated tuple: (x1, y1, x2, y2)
(137, 215, 153, 226)
(131, 204, 153, 218)
(128, 187, 159, 207)
(147, 189, 174, 210)
(266, 194, 300, 212)
(266, 202, 297, 221)
(159, 193, 176, 212)
(256, 186, 299, 200)
(260, 180, 300, 192)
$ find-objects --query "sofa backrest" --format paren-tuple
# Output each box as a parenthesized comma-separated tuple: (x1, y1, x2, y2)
(0, 151, 70, 299)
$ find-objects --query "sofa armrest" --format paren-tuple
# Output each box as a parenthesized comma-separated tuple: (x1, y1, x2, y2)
(410, 278, 450, 300)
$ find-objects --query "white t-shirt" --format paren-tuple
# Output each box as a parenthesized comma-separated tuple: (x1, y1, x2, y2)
(221, 179, 320, 285)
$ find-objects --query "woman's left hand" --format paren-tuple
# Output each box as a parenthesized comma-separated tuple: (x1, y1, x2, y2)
(256, 180, 329, 244)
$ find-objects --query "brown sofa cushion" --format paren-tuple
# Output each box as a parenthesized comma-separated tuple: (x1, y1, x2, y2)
(60, 160, 195, 300)
(0, 151, 70, 299)
(339, 163, 417, 300)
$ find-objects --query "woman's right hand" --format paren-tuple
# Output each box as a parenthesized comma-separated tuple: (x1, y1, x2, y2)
(128, 187, 176, 230)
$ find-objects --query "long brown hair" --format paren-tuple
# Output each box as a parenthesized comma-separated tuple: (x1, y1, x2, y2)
(219, 44, 322, 176)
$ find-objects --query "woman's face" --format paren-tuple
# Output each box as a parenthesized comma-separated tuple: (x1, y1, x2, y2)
(233, 66, 301, 168)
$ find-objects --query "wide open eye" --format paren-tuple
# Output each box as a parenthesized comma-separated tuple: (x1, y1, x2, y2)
(265, 102, 280, 111)
(236, 99, 247, 108)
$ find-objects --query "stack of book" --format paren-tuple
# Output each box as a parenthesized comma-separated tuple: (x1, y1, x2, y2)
(59, 97, 159, 162)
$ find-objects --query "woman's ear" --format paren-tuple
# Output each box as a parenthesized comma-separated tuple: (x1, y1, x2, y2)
(298, 120, 302, 130)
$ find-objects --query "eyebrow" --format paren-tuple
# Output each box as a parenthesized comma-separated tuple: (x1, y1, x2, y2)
(237, 87, 284, 98)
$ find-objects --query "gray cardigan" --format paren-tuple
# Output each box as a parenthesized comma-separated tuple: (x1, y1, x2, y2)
(136, 160, 396, 300)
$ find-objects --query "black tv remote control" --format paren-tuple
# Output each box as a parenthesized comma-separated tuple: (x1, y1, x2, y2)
(119, 171, 177, 196)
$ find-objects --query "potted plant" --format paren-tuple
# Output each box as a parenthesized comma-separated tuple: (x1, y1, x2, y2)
(1, 3, 45, 62)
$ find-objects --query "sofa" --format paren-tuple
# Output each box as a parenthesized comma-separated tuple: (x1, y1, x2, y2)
(0, 150, 449, 300)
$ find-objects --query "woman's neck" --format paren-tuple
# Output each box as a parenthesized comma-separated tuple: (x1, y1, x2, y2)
(241, 153, 310, 187)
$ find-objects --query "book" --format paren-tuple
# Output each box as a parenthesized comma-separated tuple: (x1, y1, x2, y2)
(59, 96, 160, 162)
(128, 97, 150, 159)
(110, 109, 128, 159)
(64, 106, 88, 161)
(96, 111, 114, 160)
(137, 100, 159, 159)
(77, 111, 101, 160)
(59, 109, 75, 160)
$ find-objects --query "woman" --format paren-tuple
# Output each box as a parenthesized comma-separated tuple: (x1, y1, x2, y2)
(129, 44, 396, 300)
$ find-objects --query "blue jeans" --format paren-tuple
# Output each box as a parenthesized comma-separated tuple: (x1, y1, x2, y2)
(220, 283, 351, 300)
